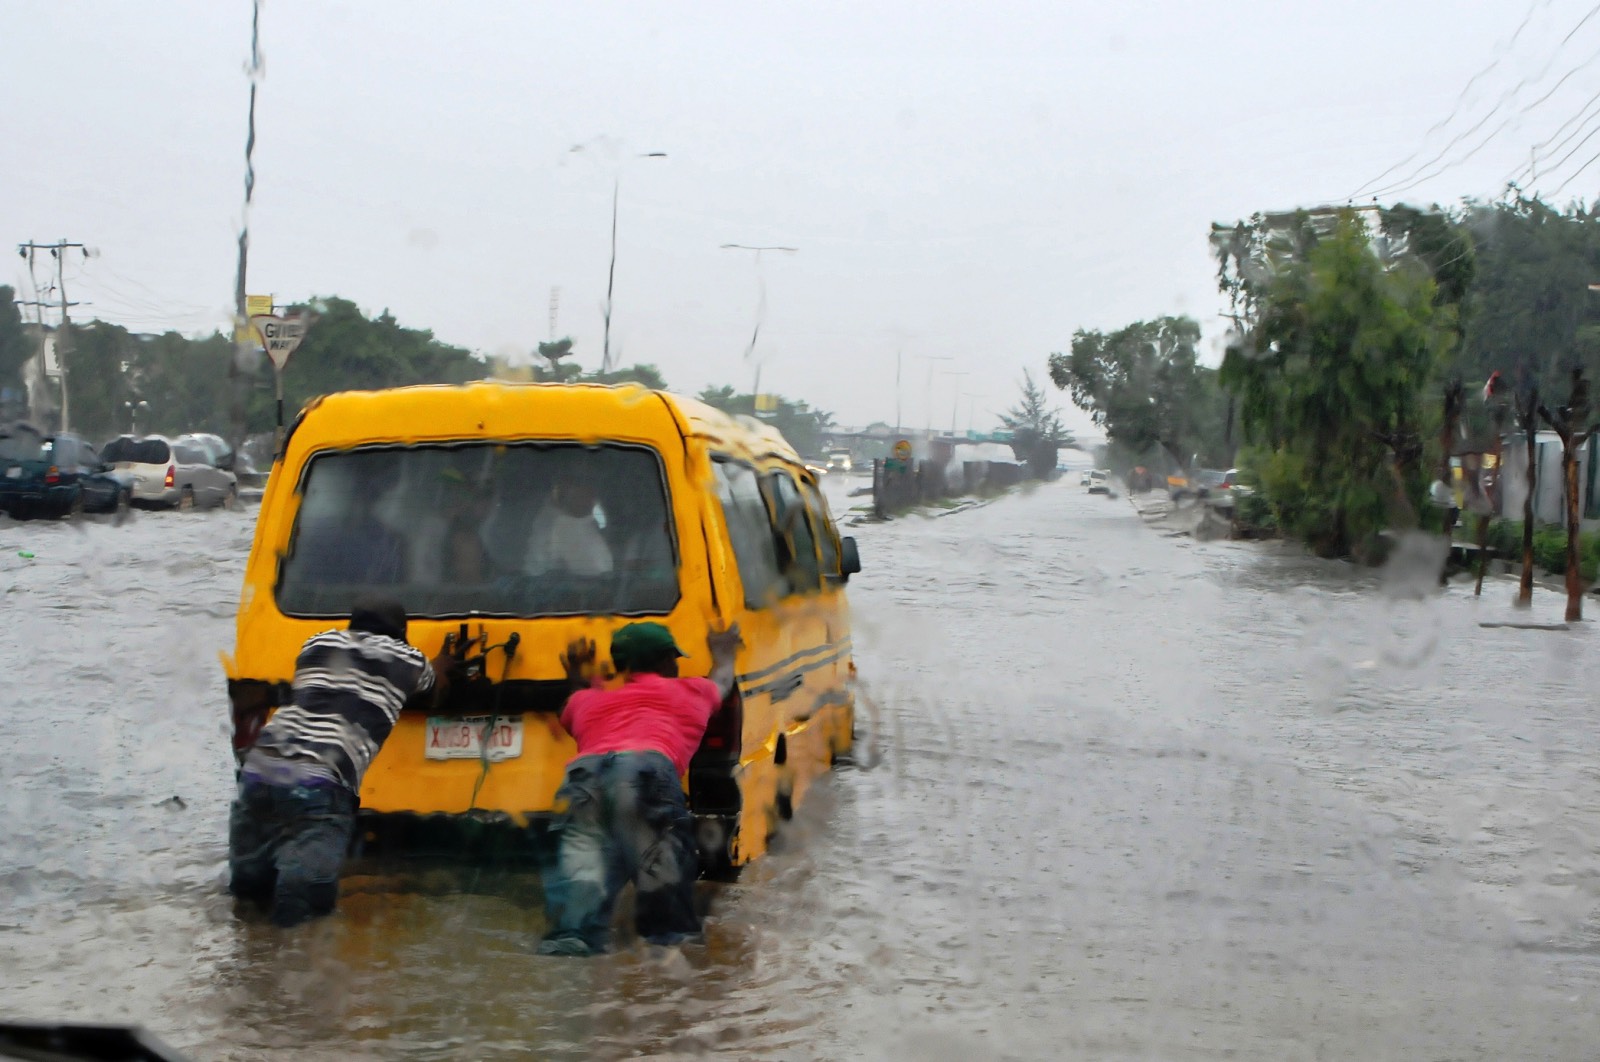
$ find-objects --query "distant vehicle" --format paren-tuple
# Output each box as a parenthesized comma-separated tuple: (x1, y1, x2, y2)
(825, 449, 853, 474)
(1203, 468, 1251, 510)
(0, 425, 130, 518)
(1170, 468, 1219, 501)
(102, 434, 238, 510)
(1087, 469, 1110, 494)
(174, 432, 236, 472)
(1080, 469, 1093, 486)
(80, 464, 135, 515)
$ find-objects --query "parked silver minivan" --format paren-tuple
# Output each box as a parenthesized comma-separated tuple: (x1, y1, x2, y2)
(101, 435, 238, 509)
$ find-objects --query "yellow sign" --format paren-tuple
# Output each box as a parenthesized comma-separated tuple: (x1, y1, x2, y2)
(892, 439, 912, 462)
(754, 393, 779, 414)
(234, 295, 275, 342)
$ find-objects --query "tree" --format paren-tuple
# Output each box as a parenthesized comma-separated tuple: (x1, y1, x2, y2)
(584, 363, 668, 389)
(257, 297, 483, 430)
(694, 385, 835, 459)
(0, 287, 30, 410)
(1514, 382, 1540, 606)
(1376, 195, 1600, 456)
(1538, 368, 1594, 620)
(1047, 315, 1227, 469)
(60, 321, 139, 441)
(1000, 369, 1072, 479)
(538, 337, 574, 371)
(1217, 210, 1458, 558)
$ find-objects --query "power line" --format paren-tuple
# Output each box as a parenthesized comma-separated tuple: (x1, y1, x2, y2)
(1365, 7, 1600, 200)
(1548, 145, 1600, 195)
(1531, 118, 1600, 187)
(1502, 83, 1600, 188)
(1352, 0, 1600, 202)
(1349, 0, 1552, 198)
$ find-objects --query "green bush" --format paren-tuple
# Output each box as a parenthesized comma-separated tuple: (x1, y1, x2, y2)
(1534, 527, 1568, 574)
(1233, 490, 1278, 534)
(1480, 520, 1600, 581)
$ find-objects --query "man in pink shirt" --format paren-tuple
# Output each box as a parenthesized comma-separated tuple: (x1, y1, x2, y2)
(537, 620, 741, 956)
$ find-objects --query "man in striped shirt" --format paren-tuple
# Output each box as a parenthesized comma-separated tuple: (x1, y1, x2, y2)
(228, 595, 451, 926)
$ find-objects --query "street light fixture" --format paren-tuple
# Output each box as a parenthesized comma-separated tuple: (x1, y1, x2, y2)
(721, 244, 798, 399)
(123, 399, 149, 435)
(570, 141, 668, 372)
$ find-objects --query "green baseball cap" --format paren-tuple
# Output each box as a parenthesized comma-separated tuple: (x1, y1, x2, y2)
(610, 622, 685, 670)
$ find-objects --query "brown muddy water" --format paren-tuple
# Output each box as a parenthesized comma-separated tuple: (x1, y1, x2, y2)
(1, 480, 1597, 1060)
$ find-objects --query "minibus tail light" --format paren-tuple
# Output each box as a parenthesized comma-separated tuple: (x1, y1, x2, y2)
(164, 464, 175, 488)
(699, 684, 744, 759)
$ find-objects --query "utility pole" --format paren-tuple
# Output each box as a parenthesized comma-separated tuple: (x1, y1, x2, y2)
(548, 286, 560, 341)
(570, 145, 667, 373)
(230, 0, 264, 450)
(944, 370, 969, 435)
(915, 354, 952, 437)
(895, 348, 903, 435)
(721, 243, 799, 397)
(17, 239, 87, 432)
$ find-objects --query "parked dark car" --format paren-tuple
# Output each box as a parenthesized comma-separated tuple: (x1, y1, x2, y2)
(80, 463, 136, 514)
(0, 425, 131, 518)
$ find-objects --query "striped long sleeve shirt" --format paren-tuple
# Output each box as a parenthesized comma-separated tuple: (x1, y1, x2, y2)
(246, 628, 435, 792)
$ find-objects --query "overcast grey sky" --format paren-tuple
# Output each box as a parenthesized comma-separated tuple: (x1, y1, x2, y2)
(6, 1, 1600, 436)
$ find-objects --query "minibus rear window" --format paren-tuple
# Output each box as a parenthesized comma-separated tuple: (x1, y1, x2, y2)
(276, 442, 679, 619)
(102, 437, 169, 465)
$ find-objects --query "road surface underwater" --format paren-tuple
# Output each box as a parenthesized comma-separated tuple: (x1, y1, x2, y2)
(1, 480, 1597, 1059)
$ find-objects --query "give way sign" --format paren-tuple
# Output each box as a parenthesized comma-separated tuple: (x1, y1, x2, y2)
(251, 314, 308, 370)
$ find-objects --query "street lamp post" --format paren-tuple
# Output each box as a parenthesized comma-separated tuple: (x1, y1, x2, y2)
(944, 370, 970, 436)
(915, 355, 952, 437)
(721, 243, 798, 400)
(963, 392, 982, 434)
(570, 142, 667, 372)
(123, 399, 149, 435)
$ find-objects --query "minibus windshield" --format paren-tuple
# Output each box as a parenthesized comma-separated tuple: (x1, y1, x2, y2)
(276, 441, 679, 618)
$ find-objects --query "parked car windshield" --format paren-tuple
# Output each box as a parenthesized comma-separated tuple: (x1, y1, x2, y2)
(102, 437, 170, 465)
(276, 441, 680, 619)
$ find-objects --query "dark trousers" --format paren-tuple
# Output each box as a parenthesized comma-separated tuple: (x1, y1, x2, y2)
(228, 778, 357, 927)
(538, 751, 701, 955)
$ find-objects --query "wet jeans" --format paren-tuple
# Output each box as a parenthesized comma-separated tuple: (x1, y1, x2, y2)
(227, 777, 357, 927)
(538, 751, 701, 955)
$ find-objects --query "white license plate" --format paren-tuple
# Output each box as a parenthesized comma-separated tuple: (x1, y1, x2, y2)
(4, 467, 19, 479)
(424, 715, 523, 761)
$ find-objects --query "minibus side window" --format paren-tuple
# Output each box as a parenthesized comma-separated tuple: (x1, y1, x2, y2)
(712, 459, 786, 608)
(764, 471, 821, 595)
(801, 481, 841, 578)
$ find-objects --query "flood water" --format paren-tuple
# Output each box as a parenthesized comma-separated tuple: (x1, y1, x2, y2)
(2, 481, 1598, 1060)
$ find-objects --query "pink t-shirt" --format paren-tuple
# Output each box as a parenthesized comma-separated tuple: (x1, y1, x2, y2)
(560, 674, 722, 776)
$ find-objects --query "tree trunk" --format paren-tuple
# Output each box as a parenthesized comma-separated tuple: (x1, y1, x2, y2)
(1564, 435, 1583, 622)
(1473, 514, 1490, 597)
(1439, 379, 1462, 499)
(1519, 427, 1536, 607)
